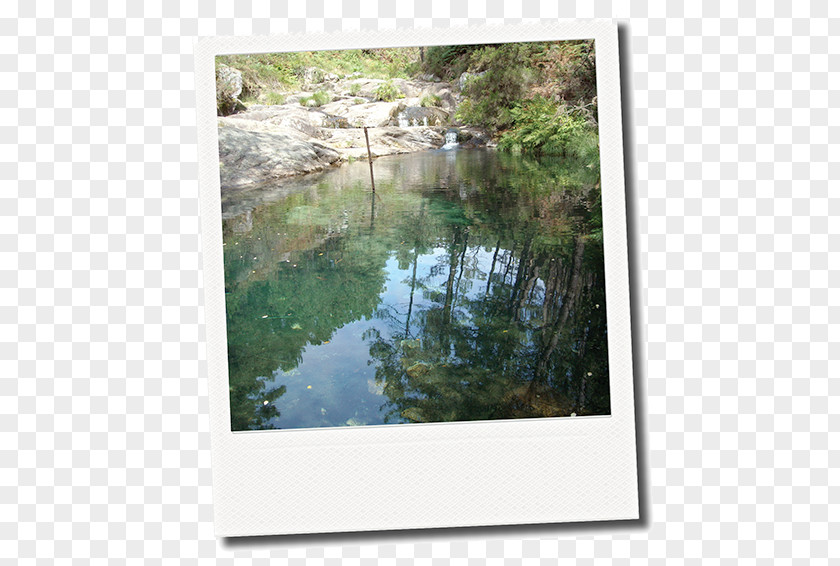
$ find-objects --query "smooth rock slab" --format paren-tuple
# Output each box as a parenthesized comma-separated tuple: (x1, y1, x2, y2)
(217, 123, 341, 190)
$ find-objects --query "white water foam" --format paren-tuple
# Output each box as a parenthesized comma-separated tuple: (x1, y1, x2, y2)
(441, 131, 459, 150)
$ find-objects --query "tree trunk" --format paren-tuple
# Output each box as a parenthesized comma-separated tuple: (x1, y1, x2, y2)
(485, 239, 501, 297)
(442, 228, 462, 324)
(535, 236, 586, 381)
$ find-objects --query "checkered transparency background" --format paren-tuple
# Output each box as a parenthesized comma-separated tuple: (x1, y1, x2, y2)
(1, 0, 837, 563)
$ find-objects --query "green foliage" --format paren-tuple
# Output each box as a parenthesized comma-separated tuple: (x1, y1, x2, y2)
(586, 189, 604, 241)
(352, 97, 365, 105)
(498, 96, 599, 164)
(424, 39, 597, 136)
(423, 44, 483, 79)
(217, 47, 419, 103)
(536, 41, 598, 113)
(453, 43, 543, 130)
(299, 90, 332, 107)
(374, 80, 404, 102)
(419, 94, 442, 107)
(218, 55, 298, 100)
(263, 91, 286, 105)
(348, 82, 362, 95)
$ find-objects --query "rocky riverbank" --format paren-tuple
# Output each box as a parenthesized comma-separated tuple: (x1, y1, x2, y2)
(216, 69, 491, 191)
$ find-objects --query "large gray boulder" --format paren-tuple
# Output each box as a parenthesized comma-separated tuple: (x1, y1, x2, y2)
(215, 76, 465, 188)
(216, 65, 246, 116)
(385, 104, 450, 127)
(217, 120, 341, 190)
(421, 85, 457, 111)
(322, 126, 445, 160)
(226, 105, 329, 139)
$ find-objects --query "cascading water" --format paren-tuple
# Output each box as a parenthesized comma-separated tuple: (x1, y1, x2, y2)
(441, 131, 459, 150)
(397, 112, 409, 128)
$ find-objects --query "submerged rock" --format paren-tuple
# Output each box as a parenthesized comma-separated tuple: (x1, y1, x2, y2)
(401, 407, 426, 423)
(366, 378, 385, 396)
(405, 361, 431, 379)
(399, 338, 421, 350)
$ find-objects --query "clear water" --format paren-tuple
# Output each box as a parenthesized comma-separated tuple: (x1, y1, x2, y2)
(222, 149, 608, 431)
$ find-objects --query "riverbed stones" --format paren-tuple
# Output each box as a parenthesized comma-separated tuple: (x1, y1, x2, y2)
(453, 126, 492, 148)
(322, 114, 350, 129)
(216, 76, 463, 189)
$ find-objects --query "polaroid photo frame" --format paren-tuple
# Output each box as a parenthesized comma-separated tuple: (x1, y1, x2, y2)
(196, 20, 638, 537)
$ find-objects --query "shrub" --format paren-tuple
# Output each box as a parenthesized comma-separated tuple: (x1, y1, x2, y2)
(352, 98, 366, 105)
(348, 82, 362, 95)
(427, 40, 597, 133)
(423, 45, 480, 79)
(454, 43, 541, 130)
(315, 90, 332, 105)
(374, 80, 404, 102)
(533, 41, 597, 113)
(299, 90, 332, 107)
(497, 96, 599, 163)
(264, 92, 286, 105)
(419, 94, 442, 108)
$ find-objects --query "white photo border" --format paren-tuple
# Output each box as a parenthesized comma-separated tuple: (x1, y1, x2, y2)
(196, 20, 638, 537)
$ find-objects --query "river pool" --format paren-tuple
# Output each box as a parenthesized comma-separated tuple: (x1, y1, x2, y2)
(222, 148, 610, 431)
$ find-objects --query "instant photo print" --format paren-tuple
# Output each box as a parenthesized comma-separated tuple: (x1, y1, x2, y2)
(196, 20, 639, 536)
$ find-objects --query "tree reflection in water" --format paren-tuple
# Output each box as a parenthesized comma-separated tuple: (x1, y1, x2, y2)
(222, 149, 609, 430)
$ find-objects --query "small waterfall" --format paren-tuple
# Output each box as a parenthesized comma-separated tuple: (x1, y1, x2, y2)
(423, 116, 428, 127)
(397, 112, 409, 128)
(441, 131, 459, 150)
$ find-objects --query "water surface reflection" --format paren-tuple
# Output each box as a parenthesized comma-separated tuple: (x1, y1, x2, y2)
(222, 149, 609, 430)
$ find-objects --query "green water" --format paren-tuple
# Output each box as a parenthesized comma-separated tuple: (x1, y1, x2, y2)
(222, 148, 609, 431)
